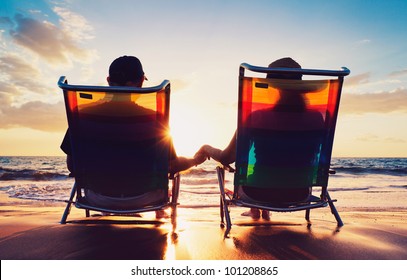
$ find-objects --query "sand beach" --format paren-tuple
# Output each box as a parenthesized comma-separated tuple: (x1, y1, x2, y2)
(1, 191, 406, 260)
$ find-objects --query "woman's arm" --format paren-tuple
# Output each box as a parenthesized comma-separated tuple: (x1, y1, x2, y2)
(197, 131, 236, 165)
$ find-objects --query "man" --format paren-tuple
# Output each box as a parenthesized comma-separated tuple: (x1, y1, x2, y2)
(61, 55, 206, 218)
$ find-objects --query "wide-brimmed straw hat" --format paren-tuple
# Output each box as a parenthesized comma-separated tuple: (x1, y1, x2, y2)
(266, 57, 328, 93)
(267, 78, 328, 93)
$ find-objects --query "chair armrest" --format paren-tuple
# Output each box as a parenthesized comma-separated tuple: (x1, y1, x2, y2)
(222, 164, 235, 173)
(169, 172, 180, 179)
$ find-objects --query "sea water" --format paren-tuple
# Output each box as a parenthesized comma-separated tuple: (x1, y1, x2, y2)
(0, 156, 406, 210)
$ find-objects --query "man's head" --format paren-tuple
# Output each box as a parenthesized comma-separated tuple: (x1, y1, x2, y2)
(107, 56, 146, 87)
(267, 57, 302, 80)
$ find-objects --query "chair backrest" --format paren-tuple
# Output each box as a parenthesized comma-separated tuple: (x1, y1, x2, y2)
(58, 77, 171, 197)
(234, 63, 349, 190)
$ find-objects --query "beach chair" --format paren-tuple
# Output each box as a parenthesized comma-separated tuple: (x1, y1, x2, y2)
(217, 63, 350, 237)
(58, 77, 180, 225)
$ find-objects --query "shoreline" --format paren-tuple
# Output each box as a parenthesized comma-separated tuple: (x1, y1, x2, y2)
(1, 193, 406, 260)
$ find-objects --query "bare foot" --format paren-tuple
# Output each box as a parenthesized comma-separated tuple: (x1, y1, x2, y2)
(155, 210, 169, 219)
(241, 208, 260, 219)
(261, 210, 271, 221)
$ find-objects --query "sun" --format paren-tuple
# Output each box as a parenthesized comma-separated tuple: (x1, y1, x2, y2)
(168, 99, 235, 158)
(169, 108, 205, 157)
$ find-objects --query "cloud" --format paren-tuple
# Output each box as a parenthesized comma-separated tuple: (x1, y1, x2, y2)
(0, 5, 98, 133)
(53, 6, 94, 41)
(8, 12, 96, 65)
(0, 16, 13, 26)
(169, 78, 189, 92)
(0, 52, 68, 131)
(356, 133, 407, 143)
(340, 88, 407, 114)
(0, 54, 46, 93)
(388, 69, 407, 78)
(353, 39, 371, 47)
(0, 100, 66, 132)
(344, 72, 371, 86)
(0, 55, 65, 131)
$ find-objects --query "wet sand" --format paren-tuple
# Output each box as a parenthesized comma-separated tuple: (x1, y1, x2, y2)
(0, 193, 406, 260)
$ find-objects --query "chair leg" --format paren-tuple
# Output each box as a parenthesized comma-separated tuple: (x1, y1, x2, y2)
(171, 203, 178, 231)
(171, 173, 180, 205)
(223, 201, 232, 238)
(60, 183, 77, 224)
(217, 167, 232, 237)
(85, 209, 90, 217)
(220, 191, 232, 236)
(220, 196, 225, 227)
(170, 174, 180, 231)
(305, 209, 311, 223)
(326, 191, 344, 227)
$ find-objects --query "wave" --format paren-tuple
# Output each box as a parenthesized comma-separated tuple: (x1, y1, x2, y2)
(331, 166, 407, 176)
(389, 185, 407, 189)
(187, 166, 407, 177)
(329, 187, 370, 192)
(0, 167, 69, 181)
(182, 189, 219, 195)
(182, 167, 217, 176)
(1, 157, 406, 206)
(2, 165, 406, 183)
(2, 182, 72, 202)
(181, 178, 220, 185)
(331, 158, 407, 176)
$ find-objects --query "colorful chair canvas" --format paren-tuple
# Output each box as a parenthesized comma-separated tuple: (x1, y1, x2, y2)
(58, 77, 179, 225)
(217, 63, 350, 237)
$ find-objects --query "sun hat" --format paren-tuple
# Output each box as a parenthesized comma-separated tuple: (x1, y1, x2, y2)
(266, 57, 327, 93)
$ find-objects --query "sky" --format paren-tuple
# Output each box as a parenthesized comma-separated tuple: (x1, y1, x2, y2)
(0, 0, 407, 157)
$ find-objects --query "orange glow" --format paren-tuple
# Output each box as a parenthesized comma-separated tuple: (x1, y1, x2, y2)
(169, 107, 206, 157)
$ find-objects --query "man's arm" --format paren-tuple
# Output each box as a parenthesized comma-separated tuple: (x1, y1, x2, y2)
(169, 153, 207, 174)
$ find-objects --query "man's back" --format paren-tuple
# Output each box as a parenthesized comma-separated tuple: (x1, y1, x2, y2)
(66, 90, 171, 197)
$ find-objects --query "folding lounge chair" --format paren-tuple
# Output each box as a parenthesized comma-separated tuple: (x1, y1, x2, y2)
(58, 77, 180, 224)
(217, 63, 350, 237)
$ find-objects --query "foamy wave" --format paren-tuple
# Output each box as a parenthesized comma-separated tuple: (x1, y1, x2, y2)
(389, 185, 407, 189)
(1, 156, 406, 207)
(333, 166, 407, 176)
(181, 178, 219, 185)
(178, 204, 219, 208)
(182, 190, 219, 195)
(4, 182, 72, 201)
(0, 167, 69, 181)
(328, 187, 370, 192)
(331, 158, 407, 176)
(182, 167, 217, 176)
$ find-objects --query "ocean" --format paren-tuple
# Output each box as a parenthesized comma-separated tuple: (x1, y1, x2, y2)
(0, 156, 406, 210)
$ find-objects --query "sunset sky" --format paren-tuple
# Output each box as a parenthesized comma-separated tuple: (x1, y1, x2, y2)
(1, 0, 407, 157)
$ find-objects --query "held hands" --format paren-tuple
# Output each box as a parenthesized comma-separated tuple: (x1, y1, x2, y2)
(193, 145, 235, 171)
(192, 145, 212, 166)
(195, 145, 235, 172)
(196, 145, 221, 161)
(194, 145, 225, 163)
(193, 151, 208, 166)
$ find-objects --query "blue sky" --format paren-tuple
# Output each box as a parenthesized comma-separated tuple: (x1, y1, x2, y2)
(1, 0, 407, 156)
